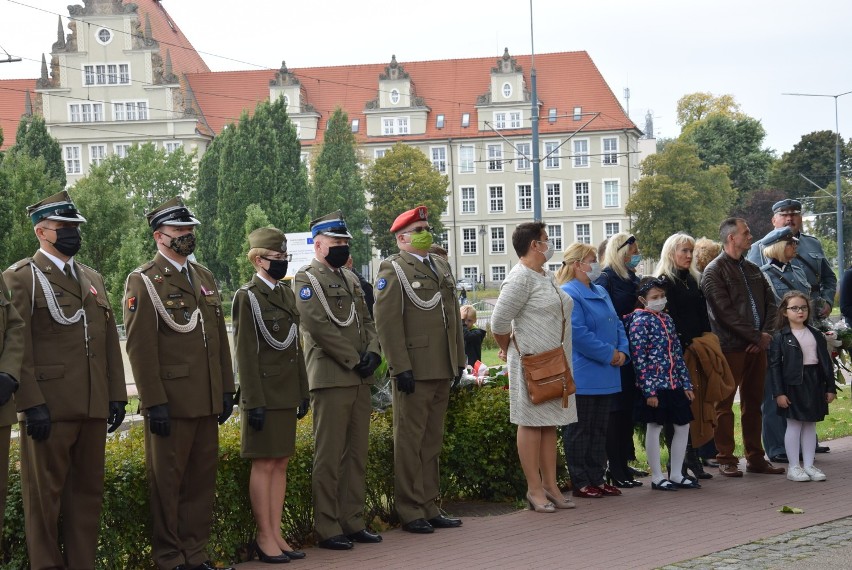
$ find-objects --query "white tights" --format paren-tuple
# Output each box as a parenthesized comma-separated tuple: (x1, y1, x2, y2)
(646, 422, 689, 483)
(785, 419, 817, 468)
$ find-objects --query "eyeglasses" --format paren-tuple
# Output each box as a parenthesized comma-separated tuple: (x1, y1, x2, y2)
(262, 254, 293, 262)
(617, 235, 636, 251)
(786, 305, 809, 313)
(404, 226, 433, 234)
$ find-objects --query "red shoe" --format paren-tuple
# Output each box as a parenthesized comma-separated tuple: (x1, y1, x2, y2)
(597, 483, 623, 496)
(572, 485, 604, 498)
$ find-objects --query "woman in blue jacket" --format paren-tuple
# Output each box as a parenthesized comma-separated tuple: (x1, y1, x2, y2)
(557, 242, 629, 499)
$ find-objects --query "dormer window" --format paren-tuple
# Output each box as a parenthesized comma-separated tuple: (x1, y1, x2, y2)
(390, 89, 400, 105)
(461, 113, 470, 128)
(436, 114, 445, 129)
(351, 119, 360, 133)
(502, 82, 512, 98)
(549, 108, 557, 123)
(573, 106, 582, 120)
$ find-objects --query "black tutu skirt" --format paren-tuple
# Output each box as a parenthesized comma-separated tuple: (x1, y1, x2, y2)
(776, 365, 830, 422)
(635, 388, 694, 426)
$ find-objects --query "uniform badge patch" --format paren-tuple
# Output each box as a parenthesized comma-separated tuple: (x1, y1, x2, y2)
(299, 286, 313, 300)
(90, 285, 98, 296)
(377, 278, 387, 290)
(127, 296, 137, 312)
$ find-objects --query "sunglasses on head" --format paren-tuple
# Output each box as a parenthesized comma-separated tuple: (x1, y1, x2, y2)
(617, 235, 636, 251)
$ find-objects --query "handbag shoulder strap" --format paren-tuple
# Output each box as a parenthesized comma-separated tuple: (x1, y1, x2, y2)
(511, 279, 566, 353)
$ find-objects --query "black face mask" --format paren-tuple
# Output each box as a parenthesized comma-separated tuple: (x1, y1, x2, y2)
(50, 226, 82, 257)
(325, 244, 350, 269)
(262, 258, 289, 281)
(162, 231, 196, 257)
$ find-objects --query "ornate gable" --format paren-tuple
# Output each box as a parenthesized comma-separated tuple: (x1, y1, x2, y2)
(477, 48, 530, 106)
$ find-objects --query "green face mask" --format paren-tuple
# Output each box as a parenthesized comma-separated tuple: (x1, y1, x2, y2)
(409, 231, 434, 250)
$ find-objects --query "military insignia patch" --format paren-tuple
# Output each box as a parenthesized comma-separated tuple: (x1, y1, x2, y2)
(377, 278, 387, 290)
(90, 285, 98, 296)
(299, 286, 313, 300)
(127, 296, 137, 312)
(154, 274, 164, 283)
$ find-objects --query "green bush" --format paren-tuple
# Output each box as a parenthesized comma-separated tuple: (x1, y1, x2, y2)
(1, 387, 521, 567)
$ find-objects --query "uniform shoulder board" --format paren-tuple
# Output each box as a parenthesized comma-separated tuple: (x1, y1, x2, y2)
(133, 260, 156, 274)
(239, 282, 255, 291)
(7, 257, 33, 272)
(74, 260, 100, 276)
(384, 253, 402, 263)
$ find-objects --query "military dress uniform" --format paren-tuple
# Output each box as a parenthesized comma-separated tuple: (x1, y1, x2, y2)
(294, 212, 381, 548)
(123, 199, 235, 570)
(0, 274, 24, 540)
(3, 191, 126, 570)
(233, 273, 308, 458)
(373, 206, 465, 529)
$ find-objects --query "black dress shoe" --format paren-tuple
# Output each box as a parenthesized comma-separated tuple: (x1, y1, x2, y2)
(317, 535, 354, 550)
(347, 529, 383, 543)
(629, 466, 650, 478)
(816, 445, 830, 453)
(427, 514, 462, 528)
(191, 562, 235, 570)
(282, 550, 305, 560)
(248, 540, 290, 564)
(402, 518, 434, 534)
(770, 453, 789, 464)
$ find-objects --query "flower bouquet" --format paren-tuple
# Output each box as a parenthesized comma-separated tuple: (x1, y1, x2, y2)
(816, 317, 852, 390)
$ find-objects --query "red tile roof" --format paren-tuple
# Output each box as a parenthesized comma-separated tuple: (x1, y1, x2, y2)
(0, 79, 37, 150)
(134, 0, 209, 75)
(186, 51, 637, 147)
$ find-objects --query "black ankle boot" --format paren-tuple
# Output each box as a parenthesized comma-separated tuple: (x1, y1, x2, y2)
(684, 444, 713, 480)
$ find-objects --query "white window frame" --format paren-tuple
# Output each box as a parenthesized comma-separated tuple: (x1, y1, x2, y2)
(113, 100, 148, 121)
(573, 180, 591, 210)
(396, 117, 409, 135)
(382, 118, 394, 135)
(83, 62, 130, 86)
(460, 186, 477, 215)
(489, 226, 506, 254)
(515, 142, 531, 171)
(604, 221, 622, 239)
(380, 117, 408, 135)
(430, 146, 447, 174)
(545, 182, 562, 211)
(602, 136, 619, 166)
(68, 102, 104, 123)
(164, 141, 183, 154)
(89, 144, 106, 168)
(494, 112, 506, 130)
(547, 263, 561, 273)
(461, 265, 479, 282)
(575, 222, 592, 244)
(96, 28, 112, 45)
(487, 143, 503, 172)
(114, 142, 132, 158)
(488, 185, 505, 214)
(490, 264, 508, 283)
(573, 138, 590, 168)
(461, 228, 478, 255)
(502, 82, 512, 99)
(374, 148, 388, 160)
(64, 145, 81, 174)
(509, 111, 521, 128)
(516, 183, 532, 212)
(544, 140, 561, 169)
(459, 145, 475, 174)
(461, 113, 470, 128)
(438, 230, 450, 251)
(603, 179, 621, 208)
(546, 223, 563, 251)
(389, 89, 400, 105)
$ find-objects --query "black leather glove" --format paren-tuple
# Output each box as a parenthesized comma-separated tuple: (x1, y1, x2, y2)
(452, 367, 465, 389)
(24, 404, 51, 441)
(148, 403, 171, 437)
(218, 392, 235, 425)
(354, 352, 382, 378)
(395, 370, 415, 395)
(296, 398, 310, 420)
(107, 401, 127, 433)
(0, 372, 18, 406)
(248, 406, 266, 431)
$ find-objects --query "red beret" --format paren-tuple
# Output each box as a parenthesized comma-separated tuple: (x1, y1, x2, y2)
(390, 205, 428, 233)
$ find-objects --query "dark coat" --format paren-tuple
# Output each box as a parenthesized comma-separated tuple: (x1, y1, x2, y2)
(768, 324, 835, 397)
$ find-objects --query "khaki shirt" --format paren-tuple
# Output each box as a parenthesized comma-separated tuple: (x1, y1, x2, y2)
(294, 259, 380, 390)
(232, 275, 308, 409)
(0, 274, 25, 426)
(373, 251, 465, 380)
(123, 252, 235, 417)
(3, 251, 126, 420)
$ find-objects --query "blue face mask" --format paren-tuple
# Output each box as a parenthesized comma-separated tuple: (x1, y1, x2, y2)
(626, 254, 642, 269)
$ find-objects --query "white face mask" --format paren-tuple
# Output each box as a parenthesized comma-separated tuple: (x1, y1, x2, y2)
(584, 262, 601, 282)
(537, 240, 554, 262)
(646, 297, 667, 312)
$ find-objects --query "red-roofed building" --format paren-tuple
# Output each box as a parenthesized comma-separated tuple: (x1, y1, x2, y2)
(5, 0, 649, 283)
(0, 79, 37, 148)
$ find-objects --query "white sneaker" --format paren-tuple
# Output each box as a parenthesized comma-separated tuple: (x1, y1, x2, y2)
(803, 465, 826, 481)
(786, 466, 810, 482)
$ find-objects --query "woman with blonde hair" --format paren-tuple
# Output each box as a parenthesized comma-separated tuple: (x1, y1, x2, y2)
(595, 232, 642, 487)
(693, 237, 722, 274)
(557, 242, 628, 498)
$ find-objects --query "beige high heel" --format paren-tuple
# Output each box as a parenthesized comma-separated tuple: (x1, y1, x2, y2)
(544, 489, 576, 509)
(526, 491, 556, 513)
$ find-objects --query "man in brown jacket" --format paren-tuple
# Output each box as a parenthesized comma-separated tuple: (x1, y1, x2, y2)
(0, 274, 24, 540)
(374, 205, 466, 534)
(123, 197, 235, 570)
(4, 190, 127, 569)
(701, 217, 783, 478)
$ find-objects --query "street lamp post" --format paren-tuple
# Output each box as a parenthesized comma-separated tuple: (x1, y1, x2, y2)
(783, 90, 852, 268)
(479, 225, 487, 292)
(361, 221, 373, 280)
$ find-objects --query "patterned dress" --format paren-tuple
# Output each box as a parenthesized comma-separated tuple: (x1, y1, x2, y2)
(491, 263, 578, 427)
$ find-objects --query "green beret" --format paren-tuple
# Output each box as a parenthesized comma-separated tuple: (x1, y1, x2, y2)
(249, 227, 287, 252)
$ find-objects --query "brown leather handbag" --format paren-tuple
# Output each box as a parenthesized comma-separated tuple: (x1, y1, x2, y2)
(511, 286, 575, 407)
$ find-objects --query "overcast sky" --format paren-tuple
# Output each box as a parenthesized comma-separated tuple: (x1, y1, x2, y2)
(1, 0, 850, 156)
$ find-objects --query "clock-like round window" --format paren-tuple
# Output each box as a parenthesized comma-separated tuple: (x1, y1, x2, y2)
(97, 28, 112, 45)
(390, 89, 400, 105)
(502, 82, 512, 98)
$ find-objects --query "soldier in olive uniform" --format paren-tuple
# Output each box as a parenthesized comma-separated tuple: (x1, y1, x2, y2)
(3, 191, 127, 569)
(0, 274, 24, 540)
(232, 228, 309, 563)
(373, 205, 466, 534)
(294, 211, 383, 551)
(123, 198, 235, 570)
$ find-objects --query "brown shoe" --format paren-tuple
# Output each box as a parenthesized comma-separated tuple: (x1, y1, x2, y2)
(718, 463, 743, 477)
(746, 462, 785, 474)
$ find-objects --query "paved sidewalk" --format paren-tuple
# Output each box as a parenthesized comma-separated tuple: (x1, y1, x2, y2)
(236, 435, 852, 569)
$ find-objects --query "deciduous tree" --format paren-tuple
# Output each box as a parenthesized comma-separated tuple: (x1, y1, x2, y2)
(676, 92, 744, 131)
(768, 130, 851, 200)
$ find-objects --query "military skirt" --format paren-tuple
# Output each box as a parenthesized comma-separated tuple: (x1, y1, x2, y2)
(240, 407, 297, 459)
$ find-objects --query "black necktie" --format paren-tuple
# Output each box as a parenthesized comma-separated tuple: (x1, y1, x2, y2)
(181, 266, 192, 287)
(64, 263, 76, 282)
